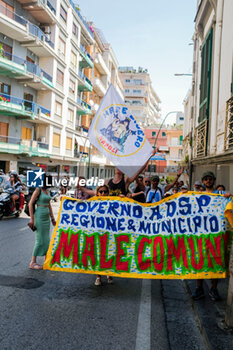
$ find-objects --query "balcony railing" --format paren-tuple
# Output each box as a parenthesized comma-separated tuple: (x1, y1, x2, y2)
(194, 120, 208, 158)
(224, 96, 233, 150)
(47, 0, 56, 15)
(69, 1, 94, 38)
(0, 50, 52, 83)
(0, 93, 51, 118)
(0, 135, 49, 154)
(77, 97, 91, 111)
(0, 3, 54, 49)
(0, 3, 27, 26)
(78, 70, 92, 86)
(80, 44, 93, 62)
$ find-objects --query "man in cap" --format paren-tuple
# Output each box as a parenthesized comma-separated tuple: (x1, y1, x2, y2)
(146, 167, 184, 203)
(194, 181, 202, 191)
(192, 171, 231, 301)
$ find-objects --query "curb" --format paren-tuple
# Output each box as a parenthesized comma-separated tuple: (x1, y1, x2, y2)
(183, 280, 212, 350)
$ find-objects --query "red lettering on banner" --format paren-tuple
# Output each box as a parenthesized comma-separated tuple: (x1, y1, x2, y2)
(153, 236, 164, 271)
(81, 235, 97, 268)
(187, 236, 204, 270)
(51, 230, 79, 266)
(115, 235, 131, 272)
(137, 237, 152, 271)
(205, 235, 223, 268)
(99, 234, 114, 269)
(166, 236, 189, 272)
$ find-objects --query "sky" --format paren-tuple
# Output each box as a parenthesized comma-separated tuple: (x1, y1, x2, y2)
(77, 0, 196, 124)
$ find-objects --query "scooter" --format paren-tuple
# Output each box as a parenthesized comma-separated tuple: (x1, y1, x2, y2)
(0, 188, 21, 220)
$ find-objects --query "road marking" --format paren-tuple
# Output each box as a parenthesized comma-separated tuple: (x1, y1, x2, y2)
(19, 227, 27, 232)
(135, 279, 151, 350)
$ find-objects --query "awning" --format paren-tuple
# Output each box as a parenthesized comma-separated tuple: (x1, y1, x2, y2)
(159, 146, 169, 151)
(75, 136, 90, 148)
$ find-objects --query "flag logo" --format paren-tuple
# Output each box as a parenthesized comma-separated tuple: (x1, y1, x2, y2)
(95, 104, 146, 157)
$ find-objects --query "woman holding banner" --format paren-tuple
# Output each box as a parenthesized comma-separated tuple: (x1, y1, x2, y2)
(94, 184, 114, 286)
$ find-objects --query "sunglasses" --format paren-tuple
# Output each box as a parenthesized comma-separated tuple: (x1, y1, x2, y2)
(145, 181, 150, 183)
(98, 190, 108, 194)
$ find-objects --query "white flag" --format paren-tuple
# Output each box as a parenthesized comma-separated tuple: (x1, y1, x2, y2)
(88, 84, 153, 177)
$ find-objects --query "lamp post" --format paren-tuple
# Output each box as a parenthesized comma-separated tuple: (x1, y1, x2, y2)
(174, 73, 192, 76)
(150, 111, 180, 175)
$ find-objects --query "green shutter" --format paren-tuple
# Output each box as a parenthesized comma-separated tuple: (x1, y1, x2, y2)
(199, 28, 213, 123)
(179, 135, 183, 144)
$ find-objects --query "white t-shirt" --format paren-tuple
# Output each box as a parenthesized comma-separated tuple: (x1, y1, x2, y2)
(146, 186, 165, 203)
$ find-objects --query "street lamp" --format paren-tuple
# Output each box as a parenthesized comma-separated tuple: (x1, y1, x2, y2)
(174, 73, 192, 76)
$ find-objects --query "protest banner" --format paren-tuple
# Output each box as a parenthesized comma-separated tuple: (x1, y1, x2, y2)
(88, 84, 153, 177)
(44, 192, 233, 279)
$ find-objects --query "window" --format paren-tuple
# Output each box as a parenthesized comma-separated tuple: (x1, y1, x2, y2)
(68, 109, 74, 122)
(72, 22, 78, 37)
(55, 101, 62, 116)
(0, 82, 11, 95)
(56, 68, 64, 85)
(66, 137, 72, 150)
(179, 135, 183, 145)
(1, 43, 12, 60)
(179, 149, 183, 158)
(0, 1, 14, 19)
(152, 131, 156, 137)
(53, 133, 60, 147)
(69, 79, 75, 94)
(125, 79, 130, 83)
(71, 51, 77, 68)
(60, 5, 67, 23)
(58, 37, 66, 58)
(134, 79, 142, 85)
(0, 122, 9, 142)
(125, 89, 130, 93)
(133, 89, 141, 94)
(199, 28, 213, 123)
(162, 132, 166, 137)
(23, 93, 33, 111)
(21, 127, 32, 140)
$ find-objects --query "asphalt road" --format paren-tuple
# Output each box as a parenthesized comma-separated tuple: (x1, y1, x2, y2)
(0, 202, 207, 350)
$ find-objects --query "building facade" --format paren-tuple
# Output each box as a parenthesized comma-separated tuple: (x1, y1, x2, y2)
(183, 0, 233, 190)
(82, 25, 124, 179)
(118, 66, 161, 127)
(0, 0, 96, 176)
(144, 126, 183, 176)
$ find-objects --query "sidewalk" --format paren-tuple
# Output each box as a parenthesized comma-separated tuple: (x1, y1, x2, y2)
(185, 279, 233, 350)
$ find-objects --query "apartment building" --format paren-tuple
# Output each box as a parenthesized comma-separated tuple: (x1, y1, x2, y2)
(143, 126, 183, 176)
(81, 24, 124, 179)
(0, 0, 94, 176)
(119, 66, 161, 127)
(183, 0, 233, 190)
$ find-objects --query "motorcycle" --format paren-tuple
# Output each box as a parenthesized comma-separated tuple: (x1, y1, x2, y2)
(0, 188, 21, 220)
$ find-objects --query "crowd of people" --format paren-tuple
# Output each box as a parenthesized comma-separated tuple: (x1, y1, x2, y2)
(1, 166, 231, 301)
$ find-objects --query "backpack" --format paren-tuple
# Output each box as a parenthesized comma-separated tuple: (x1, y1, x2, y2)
(24, 189, 41, 216)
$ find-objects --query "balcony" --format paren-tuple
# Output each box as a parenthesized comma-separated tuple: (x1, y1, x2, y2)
(16, 0, 56, 24)
(0, 93, 37, 119)
(69, 0, 94, 42)
(0, 3, 54, 57)
(79, 44, 94, 69)
(77, 98, 91, 115)
(224, 96, 233, 150)
(0, 135, 50, 157)
(94, 53, 110, 76)
(0, 93, 51, 121)
(0, 50, 53, 89)
(78, 71, 93, 92)
(194, 120, 208, 158)
(93, 78, 107, 97)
